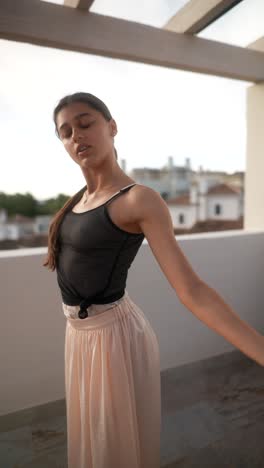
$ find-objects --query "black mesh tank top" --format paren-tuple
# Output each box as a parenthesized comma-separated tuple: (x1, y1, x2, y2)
(56, 183, 145, 312)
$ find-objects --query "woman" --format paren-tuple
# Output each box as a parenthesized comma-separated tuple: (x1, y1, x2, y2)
(43, 92, 264, 468)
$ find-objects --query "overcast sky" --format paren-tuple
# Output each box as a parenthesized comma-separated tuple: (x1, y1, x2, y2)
(1, 0, 262, 200)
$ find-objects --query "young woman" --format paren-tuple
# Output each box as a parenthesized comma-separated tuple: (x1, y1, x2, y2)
(43, 92, 264, 468)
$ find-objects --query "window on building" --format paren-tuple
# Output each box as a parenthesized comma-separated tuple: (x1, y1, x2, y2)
(179, 213, 185, 224)
(215, 204, 222, 215)
(161, 191, 169, 200)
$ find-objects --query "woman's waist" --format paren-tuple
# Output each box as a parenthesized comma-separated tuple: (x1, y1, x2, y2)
(62, 290, 128, 320)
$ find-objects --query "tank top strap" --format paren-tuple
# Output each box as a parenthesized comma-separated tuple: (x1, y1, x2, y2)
(104, 183, 137, 206)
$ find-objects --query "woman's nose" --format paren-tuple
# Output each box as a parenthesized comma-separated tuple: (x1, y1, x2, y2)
(72, 128, 84, 141)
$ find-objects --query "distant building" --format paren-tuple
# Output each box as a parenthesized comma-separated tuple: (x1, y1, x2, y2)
(0, 210, 52, 241)
(33, 215, 52, 235)
(0, 209, 7, 224)
(0, 209, 8, 241)
(129, 157, 244, 229)
(222, 171, 244, 189)
(167, 179, 243, 229)
(129, 156, 192, 199)
(2, 214, 35, 240)
(120, 158, 127, 173)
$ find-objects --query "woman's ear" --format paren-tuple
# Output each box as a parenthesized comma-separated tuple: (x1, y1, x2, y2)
(110, 119, 118, 137)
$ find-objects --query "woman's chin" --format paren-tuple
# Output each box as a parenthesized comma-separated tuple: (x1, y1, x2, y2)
(79, 155, 98, 169)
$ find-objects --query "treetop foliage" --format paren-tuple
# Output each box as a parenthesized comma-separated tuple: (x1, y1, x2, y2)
(0, 191, 70, 217)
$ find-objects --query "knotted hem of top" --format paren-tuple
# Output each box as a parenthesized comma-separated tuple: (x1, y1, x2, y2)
(62, 290, 129, 329)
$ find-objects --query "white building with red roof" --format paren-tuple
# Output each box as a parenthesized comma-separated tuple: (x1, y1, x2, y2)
(167, 178, 244, 229)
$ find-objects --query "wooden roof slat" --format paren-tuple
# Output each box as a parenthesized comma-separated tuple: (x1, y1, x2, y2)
(1, 0, 264, 83)
(164, 0, 243, 34)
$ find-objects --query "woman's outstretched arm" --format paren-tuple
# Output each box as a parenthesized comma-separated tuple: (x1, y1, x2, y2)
(128, 185, 264, 367)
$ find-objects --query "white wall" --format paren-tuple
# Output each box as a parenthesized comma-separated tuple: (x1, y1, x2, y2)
(168, 205, 196, 228)
(0, 226, 7, 241)
(0, 210, 7, 223)
(5, 224, 20, 240)
(207, 195, 241, 219)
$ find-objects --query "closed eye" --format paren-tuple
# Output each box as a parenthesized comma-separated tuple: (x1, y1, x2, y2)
(80, 123, 92, 128)
(59, 122, 94, 139)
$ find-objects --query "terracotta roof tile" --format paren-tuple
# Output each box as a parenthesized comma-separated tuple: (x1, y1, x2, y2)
(167, 194, 190, 205)
(207, 183, 241, 195)
(167, 193, 199, 206)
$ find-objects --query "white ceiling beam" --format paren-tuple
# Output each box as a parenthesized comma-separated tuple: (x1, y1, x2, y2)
(64, 0, 95, 10)
(164, 0, 243, 34)
(1, 0, 264, 83)
(247, 37, 264, 53)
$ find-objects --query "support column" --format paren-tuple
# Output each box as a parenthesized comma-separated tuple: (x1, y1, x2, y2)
(244, 38, 264, 230)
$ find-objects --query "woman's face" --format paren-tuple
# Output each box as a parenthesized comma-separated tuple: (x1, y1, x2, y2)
(55, 101, 117, 166)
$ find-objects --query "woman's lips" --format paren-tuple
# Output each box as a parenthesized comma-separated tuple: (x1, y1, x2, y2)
(77, 146, 92, 156)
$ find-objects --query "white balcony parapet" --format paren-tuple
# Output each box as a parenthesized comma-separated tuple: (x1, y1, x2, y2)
(1, 230, 264, 417)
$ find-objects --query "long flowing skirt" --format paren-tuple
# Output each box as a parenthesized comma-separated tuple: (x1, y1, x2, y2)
(62, 290, 161, 468)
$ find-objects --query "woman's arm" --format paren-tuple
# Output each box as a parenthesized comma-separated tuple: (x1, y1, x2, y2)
(129, 186, 264, 367)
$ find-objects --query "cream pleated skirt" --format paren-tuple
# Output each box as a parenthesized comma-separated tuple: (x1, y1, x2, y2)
(62, 290, 161, 468)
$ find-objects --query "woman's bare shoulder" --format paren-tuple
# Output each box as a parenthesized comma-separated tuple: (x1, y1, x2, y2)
(128, 184, 169, 215)
(130, 183, 163, 200)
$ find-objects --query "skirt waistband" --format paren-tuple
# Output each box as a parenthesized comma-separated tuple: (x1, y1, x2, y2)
(62, 290, 128, 323)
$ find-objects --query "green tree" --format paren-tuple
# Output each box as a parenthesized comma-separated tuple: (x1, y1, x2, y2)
(0, 192, 71, 217)
(0, 192, 38, 217)
(37, 193, 70, 215)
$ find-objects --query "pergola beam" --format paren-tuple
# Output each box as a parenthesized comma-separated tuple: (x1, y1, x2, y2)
(64, 0, 95, 10)
(164, 0, 243, 34)
(1, 0, 264, 83)
(247, 37, 264, 53)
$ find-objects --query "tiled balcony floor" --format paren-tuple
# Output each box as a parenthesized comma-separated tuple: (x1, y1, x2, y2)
(0, 350, 263, 468)
(161, 350, 264, 468)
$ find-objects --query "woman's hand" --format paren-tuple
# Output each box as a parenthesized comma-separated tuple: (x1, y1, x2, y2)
(128, 185, 264, 367)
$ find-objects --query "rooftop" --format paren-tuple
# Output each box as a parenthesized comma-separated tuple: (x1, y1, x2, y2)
(207, 183, 241, 195)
